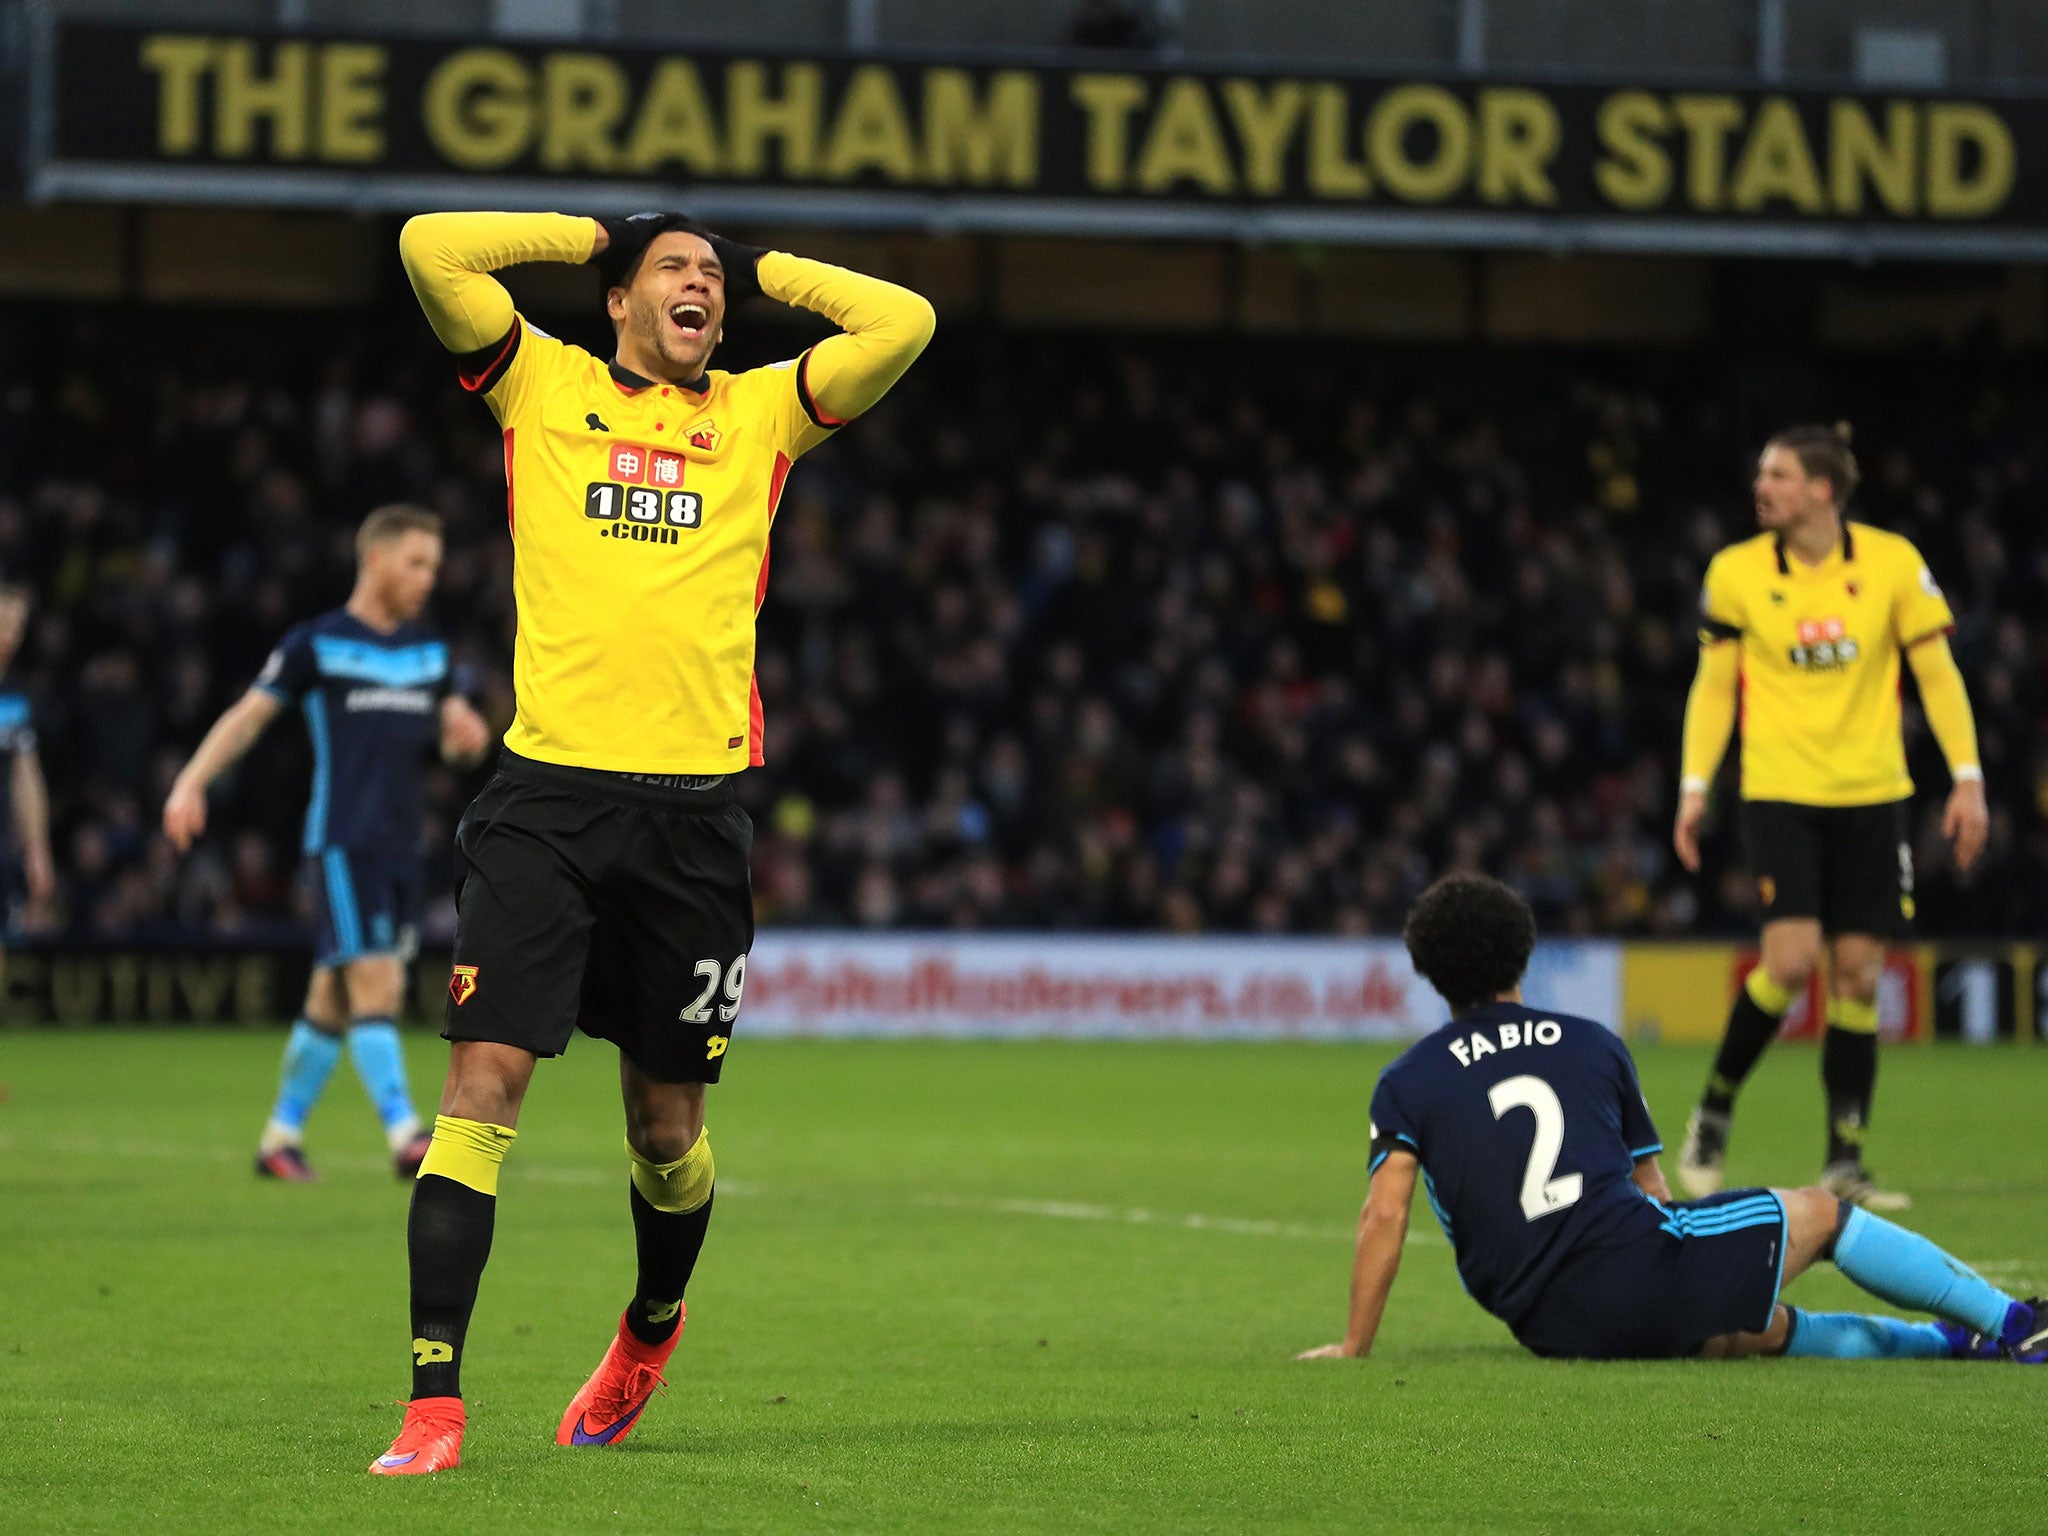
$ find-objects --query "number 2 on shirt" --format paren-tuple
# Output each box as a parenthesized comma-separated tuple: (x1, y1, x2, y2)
(1488, 1074, 1584, 1222)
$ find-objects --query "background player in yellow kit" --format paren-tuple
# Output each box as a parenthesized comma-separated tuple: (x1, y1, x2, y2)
(1672, 424, 1986, 1211)
(373, 211, 933, 1474)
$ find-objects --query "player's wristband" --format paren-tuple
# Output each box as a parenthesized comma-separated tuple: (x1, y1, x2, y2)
(1953, 766, 1984, 784)
(1679, 776, 1708, 795)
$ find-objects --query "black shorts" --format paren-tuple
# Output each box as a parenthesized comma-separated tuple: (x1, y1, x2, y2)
(1514, 1189, 1788, 1360)
(1742, 798, 1913, 938)
(443, 753, 754, 1084)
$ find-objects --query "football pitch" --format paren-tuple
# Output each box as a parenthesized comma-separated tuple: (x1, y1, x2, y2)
(1, 1029, 2041, 1536)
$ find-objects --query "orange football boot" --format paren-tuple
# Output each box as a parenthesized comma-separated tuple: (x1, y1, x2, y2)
(556, 1308, 680, 1446)
(369, 1395, 465, 1475)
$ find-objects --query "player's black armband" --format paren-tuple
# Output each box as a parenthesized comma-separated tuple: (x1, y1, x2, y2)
(1369, 1131, 1417, 1169)
(1697, 613, 1741, 643)
(455, 320, 522, 395)
(794, 349, 847, 431)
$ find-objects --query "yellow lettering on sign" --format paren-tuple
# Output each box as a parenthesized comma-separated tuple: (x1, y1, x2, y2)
(1221, 80, 1305, 198)
(318, 43, 385, 163)
(1926, 102, 2014, 218)
(823, 65, 919, 181)
(1595, 90, 1672, 209)
(140, 35, 216, 156)
(624, 59, 722, 175)
(1828, 99, 1916, 216)
(1135, 77, 1234, 195)
(922, 69, 1038, 186)
(1071, 74, 1147, 191)
(1672, 93, 1744, 209)
(727, 60, 822, 178)
(423, 49, 534, 170)
(1368, 84, 1471, 203)
(1479, 88, 1559, 205)
(1307, 83, 1368, 197)
(1729, 97, 1824, 213)
(541, 52, 628, 171)
(214, 38, 309, 160)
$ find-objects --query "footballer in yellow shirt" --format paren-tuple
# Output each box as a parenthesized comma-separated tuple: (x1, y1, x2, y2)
(1670, 425, 1986, 1213)
(373, 211, 933, 1476)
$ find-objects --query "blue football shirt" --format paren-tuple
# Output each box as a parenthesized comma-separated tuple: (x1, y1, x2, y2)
(253, 610, 451, 862)
(1369, 1002, 1667, 1330)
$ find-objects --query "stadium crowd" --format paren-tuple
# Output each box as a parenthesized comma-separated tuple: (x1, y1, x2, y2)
(2, 294, 2043, 943)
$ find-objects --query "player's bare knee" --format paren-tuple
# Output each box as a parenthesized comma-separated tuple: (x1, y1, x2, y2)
(624, 1089, 705, 1164)
(344, 956, 405, 1019)
(440, 1041, 535, 1127)
(303, 968, 347, 1032)
(1762, 941, 1820, 991)
(1775, 1185, 1846, 1271)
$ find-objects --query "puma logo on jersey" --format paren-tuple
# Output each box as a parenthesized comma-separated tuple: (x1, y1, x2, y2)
(586, 413, 610, 431)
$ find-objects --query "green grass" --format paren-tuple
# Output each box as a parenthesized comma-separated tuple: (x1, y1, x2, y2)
(0, 1029, 2041, 1535)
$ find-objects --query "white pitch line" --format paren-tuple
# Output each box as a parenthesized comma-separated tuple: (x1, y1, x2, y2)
(0, 1130, 1401, 1247)
(910, 1191, 1437, 1246)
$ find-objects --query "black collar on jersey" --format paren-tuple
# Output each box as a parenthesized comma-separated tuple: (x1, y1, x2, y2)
(1773, 521, 1853, 575)
(608, 359, 708, 395)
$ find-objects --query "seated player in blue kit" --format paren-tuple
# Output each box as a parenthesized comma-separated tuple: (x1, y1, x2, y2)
(1299, 874, 2043, 1365)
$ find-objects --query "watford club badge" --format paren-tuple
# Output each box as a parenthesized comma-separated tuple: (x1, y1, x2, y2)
(686, 419, 722, 453)
(448, 965, 480, 1006)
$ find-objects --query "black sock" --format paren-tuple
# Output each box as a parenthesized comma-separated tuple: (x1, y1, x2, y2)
(1702, 991, 1783, 1115)
(624, 1183, 714, 1347)
(1822, 1026, 1878, 1168)
(407, 1173, 497, 1399)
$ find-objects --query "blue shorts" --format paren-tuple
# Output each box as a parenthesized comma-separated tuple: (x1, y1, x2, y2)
(306, 848, 420, 968)
(1513, 1189, 1789, 1360)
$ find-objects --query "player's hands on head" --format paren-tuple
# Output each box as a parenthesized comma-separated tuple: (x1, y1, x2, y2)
(162, 778, 206, 853)
(1943, 777, 1989, 873)
(593, 213, 767, 305)
(1673, 788, 1708, 873)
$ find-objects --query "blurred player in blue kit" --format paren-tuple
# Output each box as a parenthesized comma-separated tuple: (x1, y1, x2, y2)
(1300, 874, 2044, 1365)
(163, 506, 492, 1179)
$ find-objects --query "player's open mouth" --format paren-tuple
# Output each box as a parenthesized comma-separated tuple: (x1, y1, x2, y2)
(668, 303, 709, 337)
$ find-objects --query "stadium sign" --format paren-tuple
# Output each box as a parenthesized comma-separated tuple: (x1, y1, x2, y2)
(19, 18, 2048, 259)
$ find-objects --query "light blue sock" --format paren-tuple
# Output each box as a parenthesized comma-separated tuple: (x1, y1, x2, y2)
(1833, 1205, 2013, 1336)
(1785, 1309, 1952, 1360)
(346, 1018, 418, 1137)
(271, 1019, 343, 1133)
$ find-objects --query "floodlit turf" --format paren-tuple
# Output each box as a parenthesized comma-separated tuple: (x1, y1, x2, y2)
(0, 1028, 2041, 1535)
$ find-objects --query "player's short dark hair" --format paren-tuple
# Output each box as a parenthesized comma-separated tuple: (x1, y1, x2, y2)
(1768, 422, 1860, 507)
(356, 504, 442, 560)
(1402, 874, 1537, 1014)
(596, 213, 715, 295)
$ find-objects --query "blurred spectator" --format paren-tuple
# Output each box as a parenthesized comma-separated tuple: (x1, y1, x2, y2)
(0, 297, 2039, 941)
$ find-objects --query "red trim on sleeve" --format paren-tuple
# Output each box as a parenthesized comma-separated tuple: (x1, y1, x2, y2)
(747, 451, 795, 767)
(458, 322, 522, 394)
(1903, 624, 1957, 650)
(796, 350, 850, 429)
(501, 427, 515, 534)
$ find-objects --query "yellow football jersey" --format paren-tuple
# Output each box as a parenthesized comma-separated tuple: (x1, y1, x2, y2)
(1697, 522, 1955, 806)
(400, 211, 933, 776)
(473, 322, 826, 773)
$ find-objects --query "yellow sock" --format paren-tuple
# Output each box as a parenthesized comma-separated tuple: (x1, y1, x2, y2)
(1745, 967, 1796, 1017)
(627, 1128, 714, 1214)
(418, 1115, 517, 1195)
(1826, 995, 1879, 1034)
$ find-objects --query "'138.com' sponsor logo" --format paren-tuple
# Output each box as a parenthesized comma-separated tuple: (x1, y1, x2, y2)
(586, 442, 705, 549)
